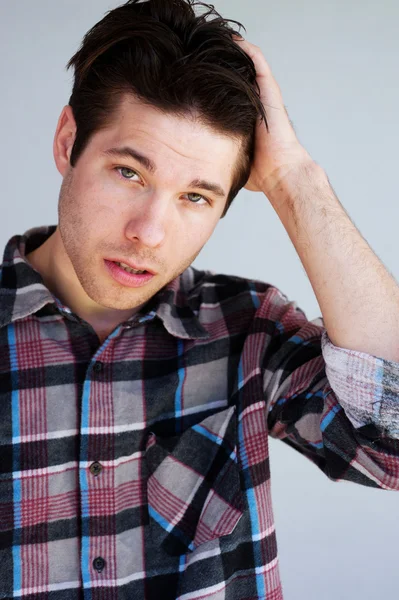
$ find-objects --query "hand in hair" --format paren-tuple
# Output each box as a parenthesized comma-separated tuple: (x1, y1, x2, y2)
(234, 36, 314, 197)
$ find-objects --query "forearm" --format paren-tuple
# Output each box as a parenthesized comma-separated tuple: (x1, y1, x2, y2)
(265, 160, 399, 362)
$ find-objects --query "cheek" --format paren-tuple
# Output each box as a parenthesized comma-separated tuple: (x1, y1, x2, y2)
(60, 183, 112, 247)
(78, 178, 122, 229)
(175, 217, 217, 255)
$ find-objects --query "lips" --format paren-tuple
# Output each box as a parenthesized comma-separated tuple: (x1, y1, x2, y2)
(104, 259, 156, 288)
(106, 258, 157, 275)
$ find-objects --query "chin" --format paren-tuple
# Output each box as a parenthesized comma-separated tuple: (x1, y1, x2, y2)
(93, 286, 155, 311)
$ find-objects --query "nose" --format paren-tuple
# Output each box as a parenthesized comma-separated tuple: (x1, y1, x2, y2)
(124, 193, 169, 248)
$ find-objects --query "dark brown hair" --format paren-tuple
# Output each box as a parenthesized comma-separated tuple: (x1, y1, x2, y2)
(67, 0, 267, 216)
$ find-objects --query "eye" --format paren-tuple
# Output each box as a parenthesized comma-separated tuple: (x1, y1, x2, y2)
(185, 193, 209, 206)
(116, 167, 141, 181)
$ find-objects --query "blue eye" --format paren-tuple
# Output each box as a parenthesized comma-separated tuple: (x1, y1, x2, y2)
(186, 193, 208, 205)
(117, 167, 140, 180)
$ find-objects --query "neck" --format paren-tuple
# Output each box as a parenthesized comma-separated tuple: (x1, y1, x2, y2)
(26, 228, 139, 340)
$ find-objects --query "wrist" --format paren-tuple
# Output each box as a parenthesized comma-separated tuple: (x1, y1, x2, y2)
(262, 157, 324, 208)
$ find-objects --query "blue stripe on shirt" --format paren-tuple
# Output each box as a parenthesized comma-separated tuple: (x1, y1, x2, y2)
(8, 325, 22, 594)
(237, 357, 266, 599)
(175, 339, 185, 432)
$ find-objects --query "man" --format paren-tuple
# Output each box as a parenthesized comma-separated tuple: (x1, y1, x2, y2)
(0, 0, 398, 599)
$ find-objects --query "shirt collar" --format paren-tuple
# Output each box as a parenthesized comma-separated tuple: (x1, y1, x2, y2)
(0, 226, 57, 329)
(151, 269, 210, 339)
(0, 225, 209, 340)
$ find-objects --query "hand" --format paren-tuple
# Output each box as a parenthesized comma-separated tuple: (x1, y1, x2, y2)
(234, 37, 314, 196)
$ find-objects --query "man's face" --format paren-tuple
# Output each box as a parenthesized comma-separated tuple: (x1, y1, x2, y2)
(56, 96, 241, 312)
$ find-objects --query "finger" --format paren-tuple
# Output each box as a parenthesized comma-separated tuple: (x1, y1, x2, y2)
(233, 36, 273, 80)
(234, 37, 284, 106)
(233, 36, 296, 138)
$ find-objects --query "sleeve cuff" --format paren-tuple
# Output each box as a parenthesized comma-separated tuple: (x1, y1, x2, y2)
(321, 330, 399, 438)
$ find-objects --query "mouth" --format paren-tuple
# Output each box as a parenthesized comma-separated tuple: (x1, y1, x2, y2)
(104, 259, 156, 288)
(113, 261, 150, 275)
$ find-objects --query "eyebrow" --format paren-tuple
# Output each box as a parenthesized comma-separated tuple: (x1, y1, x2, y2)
(103, 146, 227, 199)
(104, 146, 156, 173)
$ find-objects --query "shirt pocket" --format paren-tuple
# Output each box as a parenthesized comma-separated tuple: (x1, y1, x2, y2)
(145, 405, 244, 556)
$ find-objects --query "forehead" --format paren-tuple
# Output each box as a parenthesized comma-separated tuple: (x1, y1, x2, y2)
(94, 96, 242, 183)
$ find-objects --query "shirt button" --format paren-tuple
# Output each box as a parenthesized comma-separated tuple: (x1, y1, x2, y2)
(89, 462, 103, 476)
(93, 361, 103, 372)
(93, 556, 106, 573)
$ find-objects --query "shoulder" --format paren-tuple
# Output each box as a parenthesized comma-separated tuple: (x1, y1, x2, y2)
(185, 266, 295, 325)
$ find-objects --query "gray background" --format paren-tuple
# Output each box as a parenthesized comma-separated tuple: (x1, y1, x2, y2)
(1, 1, 398, 598)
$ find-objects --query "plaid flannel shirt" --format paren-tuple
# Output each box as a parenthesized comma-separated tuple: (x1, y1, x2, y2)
(1, 226, 399, 600)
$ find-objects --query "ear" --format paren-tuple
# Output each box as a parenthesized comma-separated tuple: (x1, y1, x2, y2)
(53, 106, 77, 176)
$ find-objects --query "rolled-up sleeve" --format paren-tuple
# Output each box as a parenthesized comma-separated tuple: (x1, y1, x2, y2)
(262, 288, 399, 490)
(321, 331, 399, 438)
